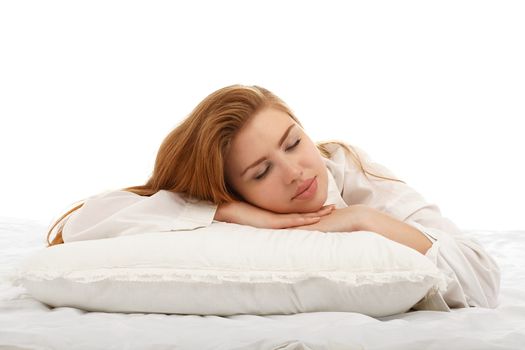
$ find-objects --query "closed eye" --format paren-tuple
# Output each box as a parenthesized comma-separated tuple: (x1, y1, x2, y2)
(286, 139, 301, 151)
(254, 164, 272, 180)
(254, 139, 301, 180)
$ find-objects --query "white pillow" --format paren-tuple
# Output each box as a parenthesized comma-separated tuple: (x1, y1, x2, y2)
(15, 222, 450, 317)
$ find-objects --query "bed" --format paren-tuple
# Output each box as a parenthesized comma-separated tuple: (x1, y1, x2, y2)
(0, 216, 524, 350)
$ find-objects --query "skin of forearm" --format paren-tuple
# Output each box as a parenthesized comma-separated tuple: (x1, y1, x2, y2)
(357, 207, 433, 255)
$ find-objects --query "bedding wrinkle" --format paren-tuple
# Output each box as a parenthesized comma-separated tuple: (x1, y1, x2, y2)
(289, 284, 305, 313)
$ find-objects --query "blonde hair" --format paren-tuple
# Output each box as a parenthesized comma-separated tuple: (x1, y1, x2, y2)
(47, 84, 404, 247)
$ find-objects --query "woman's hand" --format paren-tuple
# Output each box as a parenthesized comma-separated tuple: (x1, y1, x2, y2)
(214, 201, 336, 229)
(294, 205, 370, 233)
(296, 205, 433, 254)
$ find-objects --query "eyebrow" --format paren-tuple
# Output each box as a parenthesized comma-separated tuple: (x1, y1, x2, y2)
(240, 124, 296, 177)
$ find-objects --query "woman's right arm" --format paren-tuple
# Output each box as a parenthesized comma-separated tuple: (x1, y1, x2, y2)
(62, 190, 217, 242)
(214, 201, 335, 229)
(63, 190, 334, 242)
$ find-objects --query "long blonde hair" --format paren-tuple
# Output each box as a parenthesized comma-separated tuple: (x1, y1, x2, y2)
(47, 84, 404, 247)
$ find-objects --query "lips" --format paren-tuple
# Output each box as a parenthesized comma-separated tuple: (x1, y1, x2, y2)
(293, 176, 317, 199)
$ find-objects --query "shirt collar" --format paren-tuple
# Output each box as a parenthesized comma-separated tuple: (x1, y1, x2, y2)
(323, 166, 348, 209)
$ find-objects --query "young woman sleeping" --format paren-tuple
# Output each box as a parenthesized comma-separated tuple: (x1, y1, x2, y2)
(46, 84, 500, 310)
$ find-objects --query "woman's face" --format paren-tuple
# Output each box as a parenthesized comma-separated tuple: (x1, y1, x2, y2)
(225, 107, 328, 213)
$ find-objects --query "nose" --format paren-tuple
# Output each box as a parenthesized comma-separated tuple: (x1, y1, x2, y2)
(281, 159, 302, 184)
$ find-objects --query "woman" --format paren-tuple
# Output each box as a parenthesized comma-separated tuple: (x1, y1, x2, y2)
(47, 84, 500, 310)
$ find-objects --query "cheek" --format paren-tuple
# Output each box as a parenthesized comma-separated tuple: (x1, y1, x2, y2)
(244, 178, 288, 209)
(254, 178, 282, 199)
(302, 145, 325, 168)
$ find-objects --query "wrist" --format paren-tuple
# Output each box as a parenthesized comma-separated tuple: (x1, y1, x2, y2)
(352, 205, 374, 231)
(214, 202, 232, 222)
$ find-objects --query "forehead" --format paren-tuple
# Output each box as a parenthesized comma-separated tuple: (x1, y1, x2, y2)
(236, 107, 294, 142)
(233, 108, 295, 144)
(227, 108, 297, 168)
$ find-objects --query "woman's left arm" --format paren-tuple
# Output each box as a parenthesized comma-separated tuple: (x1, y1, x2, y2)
(294, 204, 432, 255)
(356, 206, 433, 255)
(329, 144, 501, 308)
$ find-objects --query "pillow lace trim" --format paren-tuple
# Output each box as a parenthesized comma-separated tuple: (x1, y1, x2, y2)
(14, 268, 450, 292)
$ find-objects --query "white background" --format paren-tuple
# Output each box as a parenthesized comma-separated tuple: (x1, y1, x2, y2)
(1, 1, 523, 230)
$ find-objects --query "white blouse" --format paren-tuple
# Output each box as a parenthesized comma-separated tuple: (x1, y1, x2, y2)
(62, 143, 501, 310)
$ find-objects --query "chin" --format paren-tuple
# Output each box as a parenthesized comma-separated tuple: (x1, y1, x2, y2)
(304, 200, 326, 212)
(296, 194, 328, 213)
(269, 201, 322, 214)
(265, 183, 328, 214)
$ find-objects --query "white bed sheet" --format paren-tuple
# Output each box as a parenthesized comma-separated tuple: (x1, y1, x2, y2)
(0, 217, 524, 350)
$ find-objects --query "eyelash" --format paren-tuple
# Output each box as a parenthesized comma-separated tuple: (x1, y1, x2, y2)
(254, 139, 301, 180)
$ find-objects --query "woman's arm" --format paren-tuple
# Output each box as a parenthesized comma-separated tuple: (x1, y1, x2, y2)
(357, 206, 433, 255)
(327, 144, 500, 308)
(214, 201, 335, 229)
(293, 205, 432, 255)
(63, 190, 218, 242)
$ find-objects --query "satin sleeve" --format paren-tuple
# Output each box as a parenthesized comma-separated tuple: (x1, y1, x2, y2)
(62, 190, 217, 243)
(404, 209, 501, 308)
(324, 144, 501, 308)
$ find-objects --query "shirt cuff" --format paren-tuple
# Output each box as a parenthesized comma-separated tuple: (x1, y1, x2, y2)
(404, 220, 441, 261)
(405, 219, 438, 242)
(179, 198, 218, 228)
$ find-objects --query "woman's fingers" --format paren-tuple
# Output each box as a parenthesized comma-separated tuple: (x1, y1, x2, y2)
(303, 205, 335, 218)
(280, 206, 335, 228)
(291, 217, 323, 230)
(276, 215, 321, 229)
(319, 204, 336, 214)
(267, 206, 337, 229)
